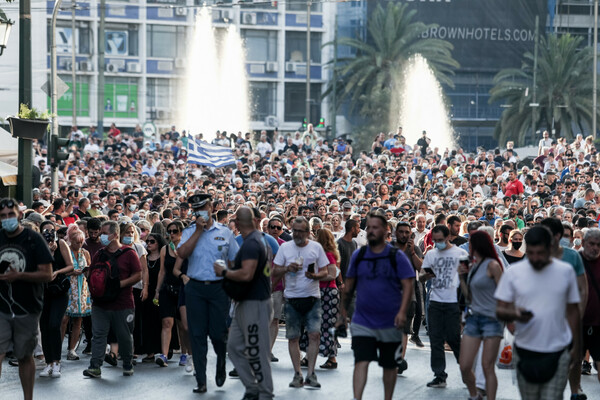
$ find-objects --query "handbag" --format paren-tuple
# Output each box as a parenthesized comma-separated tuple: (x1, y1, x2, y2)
(515, 345, 564, 383)
(47, 273, 70, 296)
(288, 297, 317, 315)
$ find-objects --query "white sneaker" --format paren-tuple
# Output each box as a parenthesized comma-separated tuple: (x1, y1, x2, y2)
(185, 356, 194, 373)
(51, 362, 61, 378)
(39, 364, 52, 377)
(34, 357, 46, 370)
(67, 350, 79, 361)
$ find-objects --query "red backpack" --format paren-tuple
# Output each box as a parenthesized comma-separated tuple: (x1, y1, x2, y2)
(88, 247, 134, 303)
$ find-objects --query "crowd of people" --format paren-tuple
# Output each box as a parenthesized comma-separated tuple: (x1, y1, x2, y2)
(0, 123, 600, 400)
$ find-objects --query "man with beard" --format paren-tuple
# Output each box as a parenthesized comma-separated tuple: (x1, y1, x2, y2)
(342, 210, 415, 400)
(272, 217, 330, 389)
(496, 226, 580, 400)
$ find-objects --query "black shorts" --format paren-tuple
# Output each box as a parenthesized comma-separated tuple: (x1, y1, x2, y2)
(352, 336, 402, 369)
(582, 326, 600, 361)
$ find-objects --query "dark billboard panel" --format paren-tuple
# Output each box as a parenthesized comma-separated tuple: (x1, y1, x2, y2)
(379, 0, 548, 71)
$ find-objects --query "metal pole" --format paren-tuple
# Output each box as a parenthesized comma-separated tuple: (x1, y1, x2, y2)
(331, 15, 337, 142)
(51, 0, 63, 194)
(532, 15, 539, 144)
(16, 0, 32, 205)
(305, 0, 311, 126)
(71, 0, 77, 126)
(593, 0, 598, 139)
(97, 0, 105, 133)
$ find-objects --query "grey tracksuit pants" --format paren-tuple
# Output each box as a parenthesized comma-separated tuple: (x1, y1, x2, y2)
(227, 299, 274, 400)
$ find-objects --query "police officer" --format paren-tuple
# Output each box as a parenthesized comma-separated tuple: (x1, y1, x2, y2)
(174, 194, 239, 394)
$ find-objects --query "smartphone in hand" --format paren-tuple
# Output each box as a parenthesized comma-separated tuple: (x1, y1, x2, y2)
(307, 263, 315, 274)
(423, 267, 436, 276)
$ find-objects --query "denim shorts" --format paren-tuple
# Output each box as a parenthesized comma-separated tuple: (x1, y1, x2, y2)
(464, 313, 503, 338)
(284, 297, 322, 339)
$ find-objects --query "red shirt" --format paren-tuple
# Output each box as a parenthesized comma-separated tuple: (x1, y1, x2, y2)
(108, 127, 121, 138)
(91, 246, 141, 310)
(504, 179, 524, 198)
(319, 252, 338, 289)
(582, 253, 600, 326)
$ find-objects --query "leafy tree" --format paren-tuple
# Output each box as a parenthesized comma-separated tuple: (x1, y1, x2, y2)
(490, 33, 599, 146)
(324, 2, 458, 131)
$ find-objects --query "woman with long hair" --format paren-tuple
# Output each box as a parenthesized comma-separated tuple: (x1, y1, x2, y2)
(502, 230, 525, 265)
(39, 221, 74, 378)
(299, 228, 341, 369)
(458, 231, 504, 400)
(154, 221, 191, 369)
(140, 233, 166, 362)
(62, 224, 92, 361)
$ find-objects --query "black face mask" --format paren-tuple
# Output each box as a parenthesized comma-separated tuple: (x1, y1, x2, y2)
(512, 242, 522, 250)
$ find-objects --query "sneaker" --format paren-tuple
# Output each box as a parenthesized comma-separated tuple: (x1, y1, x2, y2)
(300, 357, 308, 368)
(427, 377, 447, 388)
(570, 394, 588, 400)
(229, 368, 239, 377)
(289, 372, 304, 388)
(83, 367, 101, 378)
(185, 356, 194, 373)
(67, 350, 80, 361)
(582, 360, 592, 375)
(123, 365, 134, 376)
(34, 357, 46, 369)
(82, 343, 92, 355)
(51, 362, 61, 378)
(179, 354, 188, 366)
(397, 359, 408, 374)
(40, 364, 53, 377)
(155, 354, 168, 367)
(104, 352, 118, 367)
(304, 373, 321, 389)
(270, 353, 279, 362)
(8, 358, 18, 367)
(410, 335, 425, 348)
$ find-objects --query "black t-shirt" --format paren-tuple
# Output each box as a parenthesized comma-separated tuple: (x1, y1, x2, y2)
(337, 237, 357, 279)
(0, 228, 53, 315)
(233, 230, 270, 301)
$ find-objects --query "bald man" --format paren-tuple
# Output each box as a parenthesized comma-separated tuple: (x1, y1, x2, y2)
(214, 207, 274, 400)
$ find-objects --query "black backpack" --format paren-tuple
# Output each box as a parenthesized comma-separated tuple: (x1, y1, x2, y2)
(354, 246, 399, 281)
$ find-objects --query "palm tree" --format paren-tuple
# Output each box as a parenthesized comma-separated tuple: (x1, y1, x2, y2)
(490, 33, 598, 146)
(325, 2, 458, 129)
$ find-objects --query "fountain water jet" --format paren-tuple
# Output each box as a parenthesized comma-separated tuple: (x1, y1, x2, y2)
(395, 54, 455, 151)
(181, 7, 249, 141)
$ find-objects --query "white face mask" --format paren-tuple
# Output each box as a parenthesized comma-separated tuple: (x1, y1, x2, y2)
(431, 196, 439, 202)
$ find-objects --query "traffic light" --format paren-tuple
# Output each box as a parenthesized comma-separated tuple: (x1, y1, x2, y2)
(317, 117, 325, 128)
(49, 134, 69, 167)
(302, 117, 308, 129)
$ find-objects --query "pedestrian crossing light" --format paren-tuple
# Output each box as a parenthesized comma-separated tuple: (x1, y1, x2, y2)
(302, 118, 308, 129)
(49, 134, 70, 168)
(317, 118, 325, 128)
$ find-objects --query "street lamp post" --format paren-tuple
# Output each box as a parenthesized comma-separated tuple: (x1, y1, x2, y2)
(0, 9, 13, 56)
(17, 0, 33, 206)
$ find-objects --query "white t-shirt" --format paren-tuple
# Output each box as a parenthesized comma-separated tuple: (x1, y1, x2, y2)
(495, 258, 580, 352)
(273, 240, 330, 299)
(422, 245, 468, 303)
(131, 242, 148, 289)
(257, 142, 273, 157)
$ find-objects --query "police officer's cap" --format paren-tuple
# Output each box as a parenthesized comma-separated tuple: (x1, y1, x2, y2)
(188, 194, 212, 209)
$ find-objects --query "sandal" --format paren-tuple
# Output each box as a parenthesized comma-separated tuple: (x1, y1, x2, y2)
(319, 360, 338, 369)
(142, 354, 155, 363)
(104, 351, 118, 367)
(300, 358, 308, 368)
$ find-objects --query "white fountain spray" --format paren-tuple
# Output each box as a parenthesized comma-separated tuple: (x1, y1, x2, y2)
(181, 7, 249, 141)
(396, 54, 455, 151)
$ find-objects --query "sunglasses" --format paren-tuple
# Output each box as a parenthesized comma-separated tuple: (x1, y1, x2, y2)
(269, 225, 282, 230)
(0, 199, 16, 210)
(146, 239, 157, 244)
(167, 229, 180, 234)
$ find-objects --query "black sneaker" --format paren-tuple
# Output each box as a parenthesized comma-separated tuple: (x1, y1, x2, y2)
(410, 335, 425, 348)
(426, 377, 447, 388)
(570, 394, 588, 400)
(83, 367, 101, 378)
(82, 344, 92, 355)
(397, 359, 408, 374)
(229, 368, 239, 377)
(270, 353, 279, 362)
(123, 365, 134, 377)
(582, 360, 592, 375)
(193, 385, 207, 393)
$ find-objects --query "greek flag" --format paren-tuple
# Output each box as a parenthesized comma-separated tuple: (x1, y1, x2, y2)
(187, 140, 236, 168)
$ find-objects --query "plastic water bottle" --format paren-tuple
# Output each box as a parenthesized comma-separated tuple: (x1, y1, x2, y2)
(287, 256, 303, 289)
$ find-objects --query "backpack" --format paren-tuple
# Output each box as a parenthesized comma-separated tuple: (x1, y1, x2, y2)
(223, 234, 271, 302)
(354, 245, 399, 281)
(88, 247, 134, 303)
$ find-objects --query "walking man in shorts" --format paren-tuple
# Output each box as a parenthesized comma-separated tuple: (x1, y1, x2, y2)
(342, 210, 415, 400)
(0, 198, 53, 400)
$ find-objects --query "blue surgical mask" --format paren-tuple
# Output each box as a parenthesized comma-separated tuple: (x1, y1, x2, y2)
(559, 237, 572, 249)
(100, 234, 111, 246)
(434, 241, 447, 251)
(2, 217, 19, 233)
(129, 205, 137, 212)
(196, 210, 210, 222)
(122, 236, 133, 245)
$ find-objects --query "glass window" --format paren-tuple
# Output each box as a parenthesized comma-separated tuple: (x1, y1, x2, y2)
(103, 77, 139, 119)
(249, 82, 276, 121)
(287, 0, 322, 12)
(147, 25, 186, 58)
(241, 30, 277, 62)
(284, 82, 321, 123)
(285, 31, 321, 63)
(146, 78, 172, 109)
